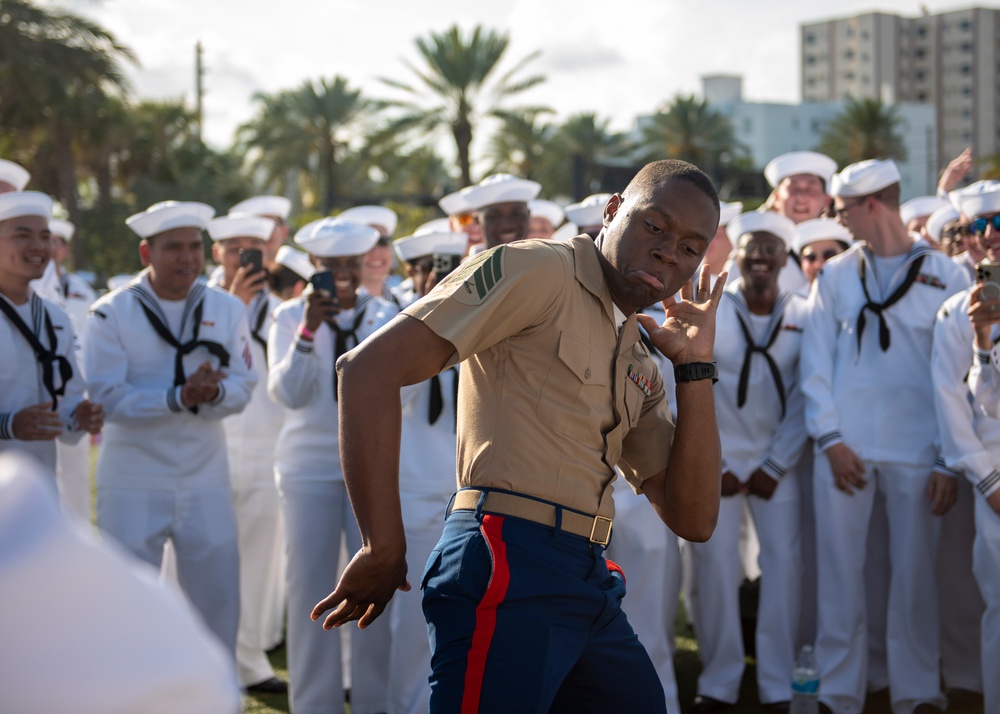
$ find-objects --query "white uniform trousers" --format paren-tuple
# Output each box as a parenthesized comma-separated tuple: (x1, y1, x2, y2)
(689, 475, 801, 705)
(279, 478, 390, 714)
(233, 479, 284, 686)
(55, 438, 91, 522)
(973, 495, 1000, 714)
(813, 455, 946, 714)
(388, 490, 452, 714)
(97, 485, 240, 655)
(606, 487, 682, 714)
(937, 478, 984, 693)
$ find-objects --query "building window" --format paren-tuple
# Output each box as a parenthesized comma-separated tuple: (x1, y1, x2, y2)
(960, 19, 972, 32)
(915, 69, 926, 81)
(961, 64, 971, 75)
(916, 91, 927, 101)
(806, 54, 817, 65)
(805, 32, 816, 45)
(915, 48, 926, 59)
(844, 49, 855, 60)
(961, 42, 972, 52)
(915, 25, 927, 38)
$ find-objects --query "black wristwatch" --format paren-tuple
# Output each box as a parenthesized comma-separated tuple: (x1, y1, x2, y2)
(674, 361, 719, 384)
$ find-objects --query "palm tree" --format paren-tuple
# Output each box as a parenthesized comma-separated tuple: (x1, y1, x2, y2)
(817, 98, 907, 167)
(552, 113, 626, 199)
(379, 24, 547, 186)
(238, 76, 370, 212)
(640, 95, 741, 180)
(484, 108, 554, 182)
(0, 0, 136, 267)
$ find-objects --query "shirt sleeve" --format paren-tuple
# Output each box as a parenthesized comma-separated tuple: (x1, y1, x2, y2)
(932, 300, 997, 494)
(84, 303, 179, 422)
(403, 243, 565, 365)
(267, 301, 321, 410)
(800, 267, 844, 451)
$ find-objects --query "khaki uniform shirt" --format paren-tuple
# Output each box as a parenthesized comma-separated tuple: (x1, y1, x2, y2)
(403, 235, 674, 519)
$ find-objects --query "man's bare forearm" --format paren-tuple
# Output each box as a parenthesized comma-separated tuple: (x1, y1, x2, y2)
(662, 379, 721, 541)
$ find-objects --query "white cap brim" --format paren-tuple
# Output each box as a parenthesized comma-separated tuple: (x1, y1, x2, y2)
(126, 201, 214, 239)
(229, 195, 291, 221)
(830, 159, 901, 198)
(764, 151, 837, 189)
(338, 205, 398, 237)
(792, 218, 852, 254)
(294, 217, 379, 257)
(0, 191, 54, 223)
(726, 211, 796, 248)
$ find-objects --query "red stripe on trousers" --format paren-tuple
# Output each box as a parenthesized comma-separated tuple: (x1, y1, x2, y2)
(461, 514, 510, 714)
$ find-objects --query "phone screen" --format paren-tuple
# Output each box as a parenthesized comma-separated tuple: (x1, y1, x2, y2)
(239, 248, 263, 275)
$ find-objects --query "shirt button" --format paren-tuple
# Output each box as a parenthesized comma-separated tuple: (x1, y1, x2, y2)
(584, 368, 591, 379)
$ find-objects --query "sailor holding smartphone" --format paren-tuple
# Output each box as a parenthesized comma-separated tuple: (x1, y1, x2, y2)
(268, 217, 399, 714)
(206, 214, 289, 694)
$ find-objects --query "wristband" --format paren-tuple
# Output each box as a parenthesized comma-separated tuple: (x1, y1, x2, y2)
(297, 325, 315, 341)
(674, 361, 718, 384)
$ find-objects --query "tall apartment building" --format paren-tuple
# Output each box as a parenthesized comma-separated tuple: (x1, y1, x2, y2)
(801, 7, 1000, 176)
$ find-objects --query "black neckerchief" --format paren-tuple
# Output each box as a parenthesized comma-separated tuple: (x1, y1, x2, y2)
(128, 282, 230, 413)
(330, 294, 371, 400)
(856, 247, 927, 353)
(428, 367, 459, 431)
(725, 290, 791, 418)
(0, 293, 73, 411)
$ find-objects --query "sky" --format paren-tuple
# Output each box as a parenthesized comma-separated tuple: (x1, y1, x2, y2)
(55, 0, 989, 161)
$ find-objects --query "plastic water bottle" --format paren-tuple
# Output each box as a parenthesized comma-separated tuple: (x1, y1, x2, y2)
(790, 644, 820, 714)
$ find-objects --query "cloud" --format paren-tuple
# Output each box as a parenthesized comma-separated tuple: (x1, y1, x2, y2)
(539, 44, 627, 73)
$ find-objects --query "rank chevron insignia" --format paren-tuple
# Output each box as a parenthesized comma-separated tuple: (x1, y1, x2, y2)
(450, 246, 507, 305)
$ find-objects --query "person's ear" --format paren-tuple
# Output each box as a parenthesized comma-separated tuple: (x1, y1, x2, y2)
(138, 240, 151, 267)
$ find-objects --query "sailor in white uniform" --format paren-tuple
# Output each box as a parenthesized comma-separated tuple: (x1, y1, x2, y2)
(938, 185, 1000, 711)
(688, 212, 809, 711)
(801, 160, 967, 714)
(0, 191, 102, 478)
(270, 244, 313, 302)
(44, 218, 99, 520)
(85, 201, 257, 656)
(0, 451, 241, 714)
(750, 151, 838, 295)
(229, 195, 292, 271)
(386, 223, 467, 714)
(340, 204, 402, 306)
(206, 213, 289, 693)
(0, 158, 30, 194)
(899, 196, 951, 249)
(268, 217, 399, 714)
(527, 198, 565, 240)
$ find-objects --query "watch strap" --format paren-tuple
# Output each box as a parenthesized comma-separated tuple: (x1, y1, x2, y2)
(674, 361, 718, 384)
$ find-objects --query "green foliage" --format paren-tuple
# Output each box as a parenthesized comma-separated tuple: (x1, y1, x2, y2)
(641, 95, 744, 180)
(379, 24, 547, 186)
(817, 98, 907, 167)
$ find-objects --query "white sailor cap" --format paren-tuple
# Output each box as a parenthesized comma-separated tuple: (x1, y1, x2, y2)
(274, 245, 314, 280)
(126, 201, 214, 239)
(550, 222, 580, 242)
(107, 273, 135, 291)
(438, 187, 475, 216)
(417, 218, 452, 234)
(899, 196, 950, 226)
(294, 217, 379, 257)
(338, 205, 398, 237)
(459, 174, 541, 213)
(950, 181, 1000, 215)
(0, 159, 30, 192)
(565, 193, 612, 229)
(529, 199, 564, 227)
(764, 151, 837, 189)
(207, 213, 275, 242)
(719, 201, 743, 227)
(0, 191, 54, 222)
(959, 184, 1000, 221)
(229, 195, 291, 221)
(726, 211, 796, 248)
(792, 218, 852, 254)
(925, 205, 961, 244)
(394, 223, 468, 262)
(49, 218, 75, 241)
(830, 159, 901, 198)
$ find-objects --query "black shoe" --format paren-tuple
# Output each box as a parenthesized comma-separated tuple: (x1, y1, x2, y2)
(246, 676, 288, 695)
(690, 696, 733, 714)
(761, 701, 790, 714)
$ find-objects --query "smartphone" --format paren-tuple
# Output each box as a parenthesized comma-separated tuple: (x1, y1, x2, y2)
(976, 262, 1000, 300)
(239, 248, 263, 275)
(432, 253, 462, 283)
(310, 270, 340, 308)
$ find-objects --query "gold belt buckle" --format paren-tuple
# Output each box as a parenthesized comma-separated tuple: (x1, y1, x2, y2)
(589, 516, 613, 545)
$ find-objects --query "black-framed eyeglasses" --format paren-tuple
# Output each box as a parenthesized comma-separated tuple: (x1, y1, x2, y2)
(970, 214, 1000, 236)
(802, 248, 843, 263)
(833, 197, 867, 217)
(376, 236, 391, 246)
(942, 225, 972, 239)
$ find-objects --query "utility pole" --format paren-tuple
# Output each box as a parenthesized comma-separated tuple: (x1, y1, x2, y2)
(195, 41, 205, 146)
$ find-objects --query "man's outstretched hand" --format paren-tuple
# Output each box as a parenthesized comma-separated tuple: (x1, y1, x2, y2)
(311, 545, 410, 630)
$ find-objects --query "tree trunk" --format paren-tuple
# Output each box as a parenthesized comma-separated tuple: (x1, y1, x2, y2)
(453, 118, 473, 187)
(55, 121, 84, 269)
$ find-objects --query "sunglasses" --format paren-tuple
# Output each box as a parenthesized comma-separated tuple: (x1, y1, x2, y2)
(455, 213, 478, 228)
(970, 214, 1000, 236)
(942, 225, 972, 239)
(802, 248, 843, 263)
